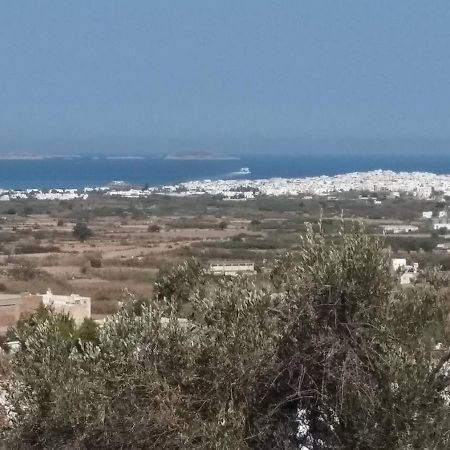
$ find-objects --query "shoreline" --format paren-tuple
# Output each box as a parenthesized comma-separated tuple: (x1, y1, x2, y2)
(0, 169, 448, 200)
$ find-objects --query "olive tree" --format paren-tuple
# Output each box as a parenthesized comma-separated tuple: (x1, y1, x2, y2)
(257, 226, 450, 449)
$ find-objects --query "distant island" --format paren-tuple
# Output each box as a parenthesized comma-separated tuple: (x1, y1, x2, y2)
(0, 154, 81, 160)
(105, 156, 146, 160)
(0, 154, 47, 160)
(164, 152, 239, 160)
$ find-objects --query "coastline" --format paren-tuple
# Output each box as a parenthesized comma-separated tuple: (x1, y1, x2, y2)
(0, 169, 448, 200)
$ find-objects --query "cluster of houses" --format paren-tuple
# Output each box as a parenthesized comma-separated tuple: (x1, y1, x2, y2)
(382, 209, 450, 235)
(0, 188, 88, 202)
(161, 170, 447, 198)
(7, 169, 450, 202)
(426, 210, 450, 232)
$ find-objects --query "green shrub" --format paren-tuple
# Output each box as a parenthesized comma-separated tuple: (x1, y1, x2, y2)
(73, 222, 93, 242)
(90, 257, 102, 268)
(147, 224, 161, 233)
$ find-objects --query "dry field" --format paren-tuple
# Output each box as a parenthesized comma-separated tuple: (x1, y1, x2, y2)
(0, 212, 260, 316)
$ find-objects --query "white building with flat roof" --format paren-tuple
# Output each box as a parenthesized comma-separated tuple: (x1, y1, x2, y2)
(433, 223, 450, 231)
(383, 225, 419, 234)
(42, 289, 91, 324)
(392, 259, 407, 272)
(209, 261, 256, 276)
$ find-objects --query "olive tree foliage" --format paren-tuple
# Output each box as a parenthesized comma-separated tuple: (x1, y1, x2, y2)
(2, 225, 450, 449)
(267, 226, 450, 449)
(2, 275, 279, 449)
(153, 257, 207, 314)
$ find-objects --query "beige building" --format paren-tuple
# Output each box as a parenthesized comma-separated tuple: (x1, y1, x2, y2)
(0, 289, 91, 333)
(42, 289, 91, 324)
(0, 293, 42, 334)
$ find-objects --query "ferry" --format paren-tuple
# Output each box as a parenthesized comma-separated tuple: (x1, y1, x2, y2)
(235, 167, 251, 175)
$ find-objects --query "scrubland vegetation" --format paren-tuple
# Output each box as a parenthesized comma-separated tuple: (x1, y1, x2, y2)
(1, 225, 450, 448)
(0, 193, 448, 319)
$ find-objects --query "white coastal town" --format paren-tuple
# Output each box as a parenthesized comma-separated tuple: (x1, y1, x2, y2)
(1, 169, 450, 201)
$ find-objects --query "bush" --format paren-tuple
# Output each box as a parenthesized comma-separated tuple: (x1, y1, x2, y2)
(73, 222, 93, 242)
(76, 318, 99, 344)
(147, 224, 161, 233)
(15, 244, 60, 254)
(90, 257, 102, 268)
(9, 260, 40, 281)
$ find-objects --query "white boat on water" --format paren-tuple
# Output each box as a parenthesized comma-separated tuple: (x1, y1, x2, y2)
(233, 167, 251, 175)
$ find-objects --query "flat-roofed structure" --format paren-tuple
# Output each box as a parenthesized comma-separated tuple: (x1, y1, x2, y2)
(209, 261, 256, 276)
(433, 222, 450, 231)
(382, 225, 419, 234)
(42, 289, 91, 324)
(392, 258, 407, 272)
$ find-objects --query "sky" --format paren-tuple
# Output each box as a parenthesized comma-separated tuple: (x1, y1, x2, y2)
(1, 1, 450, 154)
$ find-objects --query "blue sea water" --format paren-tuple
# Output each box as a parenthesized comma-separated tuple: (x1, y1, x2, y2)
(0, 153, 450, 189)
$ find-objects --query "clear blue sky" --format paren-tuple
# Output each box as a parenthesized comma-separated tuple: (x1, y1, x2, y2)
(1, 1, 450, 154)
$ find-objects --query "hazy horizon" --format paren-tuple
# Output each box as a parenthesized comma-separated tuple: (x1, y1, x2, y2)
(2, 136, 450, 157)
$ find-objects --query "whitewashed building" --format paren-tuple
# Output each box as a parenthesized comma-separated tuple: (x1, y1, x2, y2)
(209, 261, 256, 276)
(42, 289, 91, 324)
(392, 259, 407, 272)
(383, 225, 419, 234)
(433, 223, 450, 231)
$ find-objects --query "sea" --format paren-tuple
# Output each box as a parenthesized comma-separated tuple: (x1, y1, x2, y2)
(1, 152, 450, 190)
